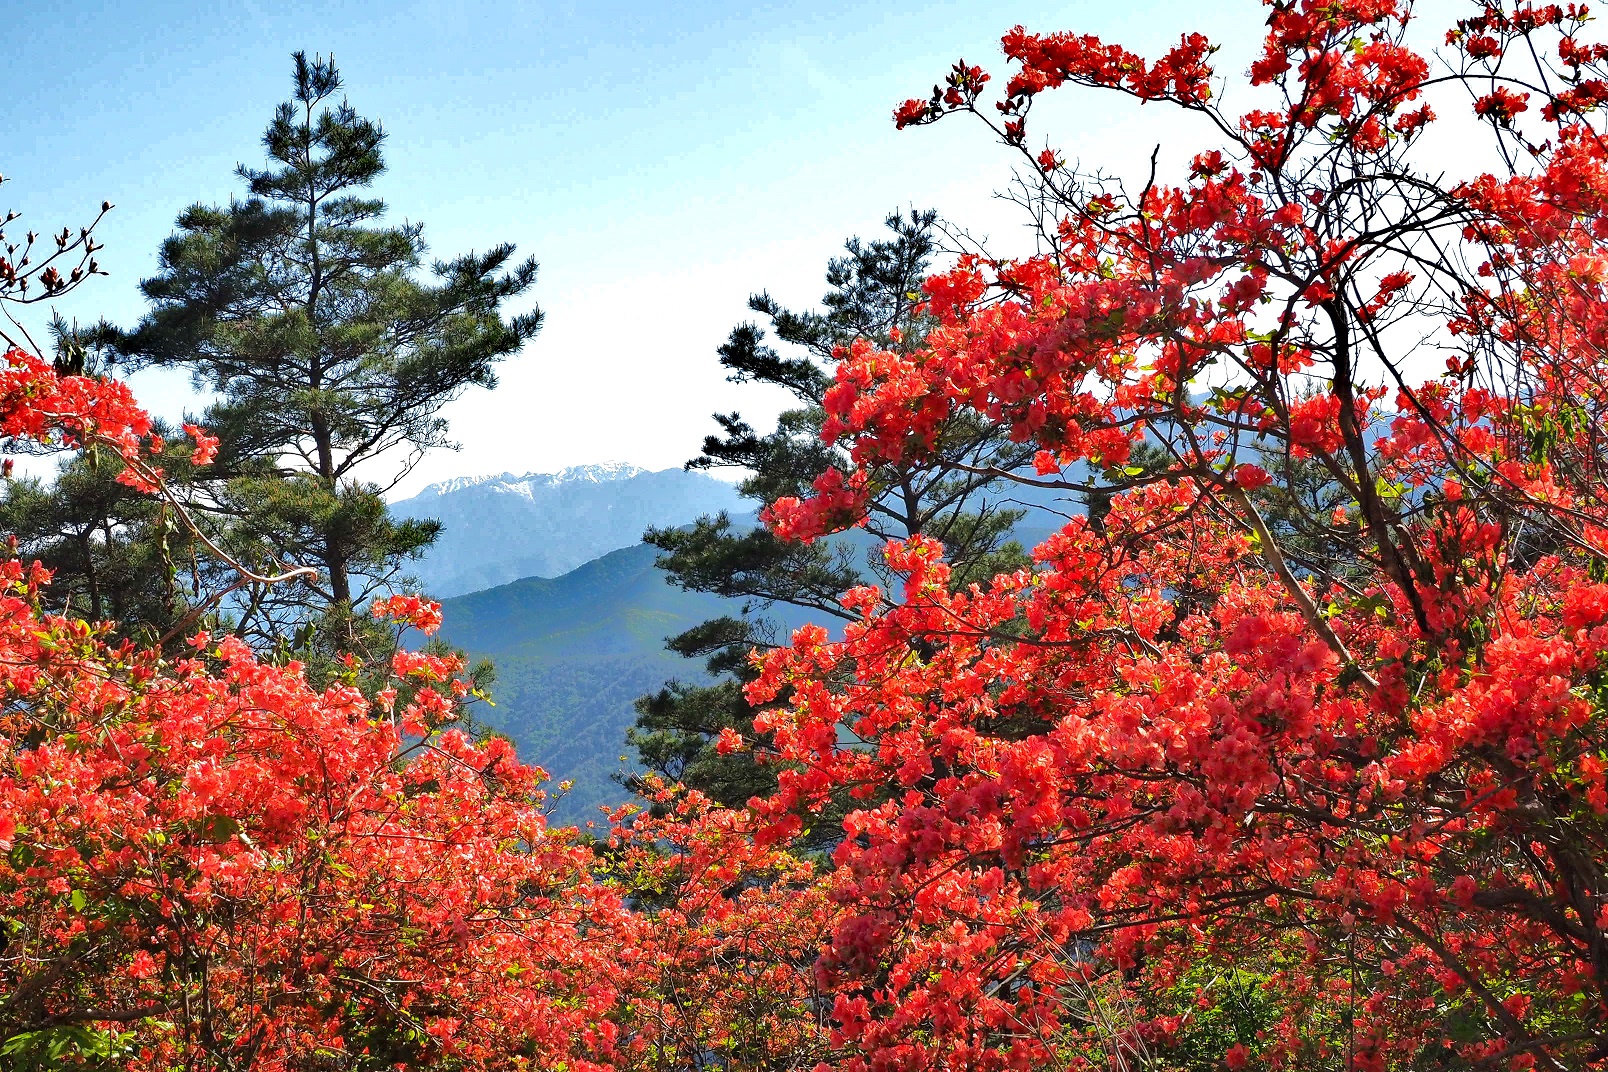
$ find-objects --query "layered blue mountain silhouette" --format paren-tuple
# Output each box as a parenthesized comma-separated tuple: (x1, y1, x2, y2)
(391, 463, 744, 598)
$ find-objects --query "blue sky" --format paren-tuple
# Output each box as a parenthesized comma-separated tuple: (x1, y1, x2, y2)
(6, 0, 1259, 495)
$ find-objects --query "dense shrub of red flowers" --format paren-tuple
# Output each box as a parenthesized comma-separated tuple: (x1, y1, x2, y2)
(15, 1, 1608, 1069)
(0, 346, 828, 1069)
(750, 1, 1608, 1068)
(0, 372, 630, 1065)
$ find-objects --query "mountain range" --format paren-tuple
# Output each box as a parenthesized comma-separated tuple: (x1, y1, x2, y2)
(390, 463, 743, 597)
(390, 463, 752, 821)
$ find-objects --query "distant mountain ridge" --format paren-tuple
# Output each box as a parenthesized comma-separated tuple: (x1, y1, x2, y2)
(413, 462, 649, 498)
(391, 463, 743, 597)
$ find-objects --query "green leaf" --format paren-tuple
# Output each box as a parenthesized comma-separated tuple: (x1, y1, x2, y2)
(199, 814, 240, 844)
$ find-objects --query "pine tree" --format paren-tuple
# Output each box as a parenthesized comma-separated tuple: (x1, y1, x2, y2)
(0, 448, 177, 628)
(629, 210, 1041, 824)
(109, 52, 540, 652)
(0, 321, 212, 647)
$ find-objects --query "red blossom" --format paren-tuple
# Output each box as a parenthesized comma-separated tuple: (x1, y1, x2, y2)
(371, 591, 445, 634)
(1475, 86, 1532, 125)
(182, 421, 219, 466)
(763, 2, 1608, 1066)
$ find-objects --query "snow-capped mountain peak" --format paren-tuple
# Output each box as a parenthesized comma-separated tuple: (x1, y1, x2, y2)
(413, 473, 513, 497)
(392, 462, 743, 596)
(550, 462, 646, 484)
(415, 462, 647, 499)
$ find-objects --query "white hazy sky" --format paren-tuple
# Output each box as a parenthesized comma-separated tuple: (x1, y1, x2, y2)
(5, 0, 1469, 497)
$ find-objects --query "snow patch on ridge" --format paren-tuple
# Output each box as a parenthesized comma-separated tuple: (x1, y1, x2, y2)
(415, 462, 647, 499)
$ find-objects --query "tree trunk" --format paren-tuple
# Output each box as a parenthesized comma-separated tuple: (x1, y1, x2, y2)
(310, 409, 350, 606)
(79, 530, 101, 621)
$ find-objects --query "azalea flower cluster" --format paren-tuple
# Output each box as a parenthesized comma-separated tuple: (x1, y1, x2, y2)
(752, 1, 1608, 1068)
(0, 353, 825, 1069)
(11, 0, 1608, 1069)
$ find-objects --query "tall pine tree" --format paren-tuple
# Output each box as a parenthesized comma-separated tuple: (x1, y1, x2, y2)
(630, 210, 1042, 825)
(110, 53, 540, 653)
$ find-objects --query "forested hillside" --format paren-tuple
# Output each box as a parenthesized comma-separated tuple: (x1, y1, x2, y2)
(435, 543, 732, 819)
(433, 534, 827, 820)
